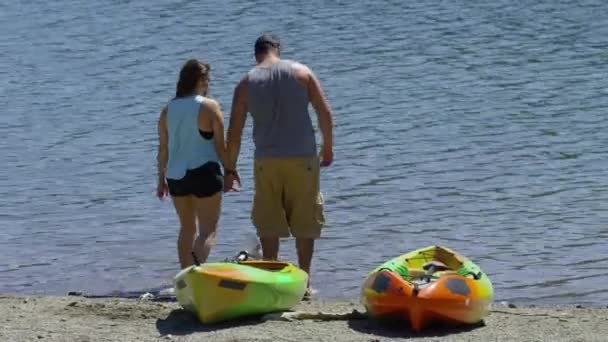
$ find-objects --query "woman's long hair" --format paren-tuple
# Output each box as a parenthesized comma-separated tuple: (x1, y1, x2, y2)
(175, 59, 210, 98)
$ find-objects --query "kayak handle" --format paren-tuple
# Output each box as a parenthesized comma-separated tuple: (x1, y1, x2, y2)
(466, 271, 482, 280)
(234, 251, 249, 263)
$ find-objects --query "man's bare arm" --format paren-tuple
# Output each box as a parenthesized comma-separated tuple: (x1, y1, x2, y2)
(307, 70, 334, 156)
(225, 76, 249, 171)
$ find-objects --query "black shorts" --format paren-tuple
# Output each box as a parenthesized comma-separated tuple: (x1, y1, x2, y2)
(167, 161, 223, 198)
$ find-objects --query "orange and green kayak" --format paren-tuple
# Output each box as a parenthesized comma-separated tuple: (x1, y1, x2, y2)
(360, 245, 493, 332)
(173, 253, 308, 324)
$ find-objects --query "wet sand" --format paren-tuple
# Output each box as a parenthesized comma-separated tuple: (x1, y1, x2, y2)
(1, 294, 607, 341)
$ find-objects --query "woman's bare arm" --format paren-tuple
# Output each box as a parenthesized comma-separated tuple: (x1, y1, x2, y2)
(202, 99, 229, 169)
(157, 106, 168, 182)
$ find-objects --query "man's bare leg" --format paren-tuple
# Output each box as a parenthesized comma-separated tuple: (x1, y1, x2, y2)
(260, 237, 279, 260)
(296, 238, 314, 288)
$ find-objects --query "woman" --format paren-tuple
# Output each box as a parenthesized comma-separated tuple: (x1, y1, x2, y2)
(156, 59, 233, 269)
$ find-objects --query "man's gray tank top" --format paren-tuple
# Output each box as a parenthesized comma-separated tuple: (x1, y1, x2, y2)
(247, 59, 317, 159)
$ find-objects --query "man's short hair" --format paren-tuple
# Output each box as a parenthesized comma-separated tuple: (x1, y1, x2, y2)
(254, 33, 281, 56)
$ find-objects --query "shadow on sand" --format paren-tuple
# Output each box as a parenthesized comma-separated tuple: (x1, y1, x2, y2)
(155, 309, 265, 336)
(347, 317, 486, 339)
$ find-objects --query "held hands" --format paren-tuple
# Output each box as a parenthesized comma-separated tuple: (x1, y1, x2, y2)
(223, 169, 241, 192)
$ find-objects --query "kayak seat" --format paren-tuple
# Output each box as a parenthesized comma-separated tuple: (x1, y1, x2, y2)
(422, 261, 450, 272)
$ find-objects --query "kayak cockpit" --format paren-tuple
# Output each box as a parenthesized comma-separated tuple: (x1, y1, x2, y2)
(238, 261, 293, 272)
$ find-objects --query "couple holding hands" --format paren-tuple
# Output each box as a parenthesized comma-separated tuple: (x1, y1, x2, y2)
(156, 33, 334, 295)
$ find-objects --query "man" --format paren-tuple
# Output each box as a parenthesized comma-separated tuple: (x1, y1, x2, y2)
(224, 33, 334, 296)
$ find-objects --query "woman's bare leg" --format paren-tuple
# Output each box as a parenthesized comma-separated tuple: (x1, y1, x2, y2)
(193, 192, 222, 263)
(172, 196, 196, 269)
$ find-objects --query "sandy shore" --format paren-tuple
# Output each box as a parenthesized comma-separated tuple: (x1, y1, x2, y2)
(1, 294, 607, 342)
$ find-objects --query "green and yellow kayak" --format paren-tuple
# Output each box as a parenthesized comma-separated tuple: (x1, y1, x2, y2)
(173, 254, 308, 324)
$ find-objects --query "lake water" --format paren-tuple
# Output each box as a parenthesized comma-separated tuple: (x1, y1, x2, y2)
(1, 0, 607, 307)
